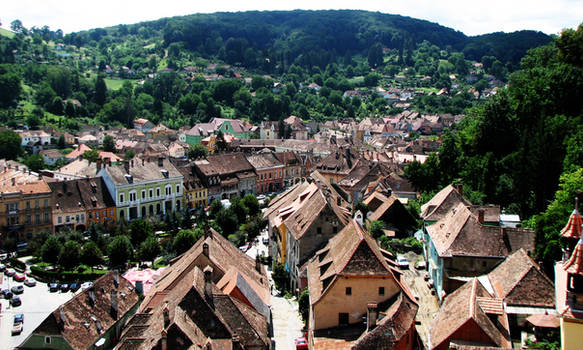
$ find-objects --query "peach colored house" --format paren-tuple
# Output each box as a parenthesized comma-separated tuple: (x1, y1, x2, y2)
(307, 219, 418, 349)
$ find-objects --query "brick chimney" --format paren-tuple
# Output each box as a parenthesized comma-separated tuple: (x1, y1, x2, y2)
(163, 301, 170, 328)
(478, 209, 484, 224)
(204, 266, 214, 307)
(367, 303, 378, 331)
(161, 328, 168, 350)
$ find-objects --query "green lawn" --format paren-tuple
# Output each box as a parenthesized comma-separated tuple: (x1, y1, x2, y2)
(0, 27, 15, 38)
(104, 78, 130, 90)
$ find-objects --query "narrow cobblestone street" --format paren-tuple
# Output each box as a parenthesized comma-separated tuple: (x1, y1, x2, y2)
(270, 294, 305, 350)
(401, 254, 440, 349)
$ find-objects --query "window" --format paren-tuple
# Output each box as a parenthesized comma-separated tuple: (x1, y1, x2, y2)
(75, 214, 80, 222)
(149, 189, 153, 198)
(44, 199, 49, 207)
(379, 287, 385, 296)
(44, 213, 50, 223)
(142, 190, 146, 199)
(345, 287, 352, 296)
(35, 214, 41, 224)
(66, 216, 70, 223)
(317, 227, 322, 234)
(157, 188, 160, 197)
(26, 215, 32, 224)
(26, 201, 30, 209)
(96, 211, 100, 218)
(339, 313, 349, 326)
(35, 200, 40, 208)
(129, 192, 137, 201)
(89, 212, 92, 219)
(45, 336, 51, 344)
(80, 214, 85, 222)
(58, 216, 62, 224)
(176, 185, 180, 194)
(120, 193, 125, 203)
(269, 172, 272, 179)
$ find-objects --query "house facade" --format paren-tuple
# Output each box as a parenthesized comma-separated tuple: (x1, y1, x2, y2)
(99, 157, 184, 221)
(247, 152, 284, 194)
(0, 166, 52, 243)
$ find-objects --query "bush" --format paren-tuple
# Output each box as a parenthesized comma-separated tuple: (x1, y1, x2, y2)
(29, 265, 107, 282)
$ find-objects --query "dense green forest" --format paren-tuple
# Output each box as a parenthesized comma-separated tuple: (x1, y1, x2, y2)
(404, 25, 583, 272)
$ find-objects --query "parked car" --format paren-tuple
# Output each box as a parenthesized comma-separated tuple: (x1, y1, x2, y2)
(12, 314, 24, 335)
(295, 337, 309, 350)
(2, 289, 14, 299)
(10, 296, 22, 306)
(397, 256, 409, 269)
(0, 263, 6, 271)
(239, 243, 250, 252)
(49, 282, 59, 292)
(262, 237, 269, 245)
(69, 282, 80, 292)
(11, 285, 24, 294)
(5, 268, 15, 276)
(415, 261, 427, 270)
(13, 272, 26, 282)
(24, 278, 37, 287)
(60, 283, 69, 292)
(81, 281, 93, 290)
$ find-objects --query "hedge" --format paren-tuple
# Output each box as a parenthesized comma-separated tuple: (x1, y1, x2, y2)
(29, 265, 107, 282)
(10, 257, 26, 271)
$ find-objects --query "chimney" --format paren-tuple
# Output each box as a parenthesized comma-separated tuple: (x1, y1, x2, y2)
(130, 159, 134, 168)
(232, 334, 240, 348)
(161, 328, 168, 350)
(110, 291, 118, 319)
(11, 177, 15, 186)
(478, 209, 484, 224)
(367, 303, 378, 331)
(203, 242, 209, 257)
(255, 255, 261, 273)
(113, 270, 119, 287)
(158, 157, 164, 167)
(336, 197, 341, 206)
(204, 266, 214, 307)
(163, 301, 170, 328)
(96, 158, 102, 171)
(576, 197, 580, 212)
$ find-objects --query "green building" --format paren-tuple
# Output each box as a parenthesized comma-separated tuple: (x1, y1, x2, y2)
(99, 157, 184, 221)
(183, 118, 253, 145)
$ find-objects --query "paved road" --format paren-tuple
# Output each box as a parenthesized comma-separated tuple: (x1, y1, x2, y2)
(0, 273, 75, 350)
(400, 253, 440, 349)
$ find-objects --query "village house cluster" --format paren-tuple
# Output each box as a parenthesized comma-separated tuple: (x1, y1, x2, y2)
(7, 112, 579, 350)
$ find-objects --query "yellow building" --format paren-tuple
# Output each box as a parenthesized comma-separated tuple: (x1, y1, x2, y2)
(179, 165, 209, 211)
(0, 165, 53, 243)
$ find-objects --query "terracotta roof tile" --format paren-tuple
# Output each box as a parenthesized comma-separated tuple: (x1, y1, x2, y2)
(564, 239, 583, 275)
(561, 208, 583, 239)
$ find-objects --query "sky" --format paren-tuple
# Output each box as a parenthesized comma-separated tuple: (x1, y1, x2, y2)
(1, 0, 582, 36)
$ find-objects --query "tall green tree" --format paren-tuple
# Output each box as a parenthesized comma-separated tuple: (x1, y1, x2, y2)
(102, 135, 115, 152)
(59, 240, 81, 270)
(108, 235, 133, 267)
(139, 236, 161, 266)
(0, 129, 22, 160)
(81, 241, 104, 271)
(41, 236, 62, 265)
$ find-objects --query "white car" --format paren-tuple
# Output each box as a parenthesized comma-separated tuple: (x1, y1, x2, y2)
(24, 278, 37, 287)
(397, 256, 409, 269)
(81, 282, 93, 291)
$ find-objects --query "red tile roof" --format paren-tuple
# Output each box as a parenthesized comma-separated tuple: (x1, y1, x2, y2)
(561, 208, 582, 239)
(564, 239, 583, 275)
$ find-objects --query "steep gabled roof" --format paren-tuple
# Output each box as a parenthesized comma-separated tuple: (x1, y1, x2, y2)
(421, 184, 470, 221)
(426, 203, 529, 258)
(27, 272, 140, 350)
(429, 278, 511, 350)
(308, 220, 402, 305)
(487, 249, 554, 308)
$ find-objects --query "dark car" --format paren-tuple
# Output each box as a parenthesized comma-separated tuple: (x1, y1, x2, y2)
(69, 282, 80, 292)
(10, 296, 22, 306)
(2, 289, 14, 299)
(11, 285, 24, 294)
(60, 283, 69, 292)
(49, 282, 59, 292)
